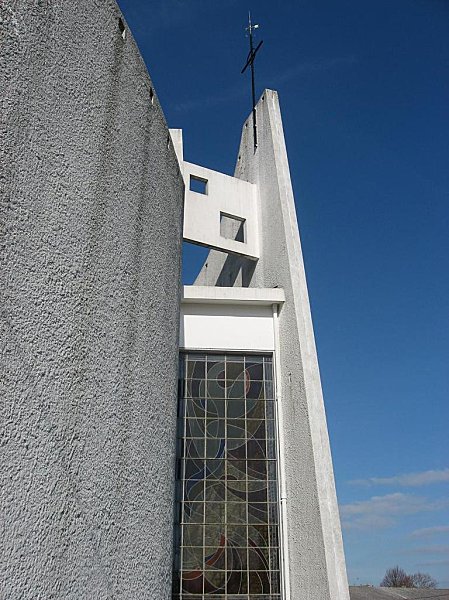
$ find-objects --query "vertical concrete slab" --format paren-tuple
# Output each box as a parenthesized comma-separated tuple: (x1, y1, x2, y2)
(1, 2, 183, 598)
(195, 91, 349, 599)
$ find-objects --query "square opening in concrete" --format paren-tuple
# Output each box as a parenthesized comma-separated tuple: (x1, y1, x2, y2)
(220, 212, 246, 243)
(189, 174, 208, 195)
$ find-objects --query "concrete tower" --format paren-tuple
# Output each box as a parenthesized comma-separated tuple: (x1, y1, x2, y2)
(176, 90, 349, 600)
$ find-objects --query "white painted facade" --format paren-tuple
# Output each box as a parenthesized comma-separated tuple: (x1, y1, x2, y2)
(180, 286, 285, 352)
(183, 162, 260, 260)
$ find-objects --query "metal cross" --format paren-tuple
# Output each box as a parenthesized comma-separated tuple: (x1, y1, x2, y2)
(241, 12, 264, 151)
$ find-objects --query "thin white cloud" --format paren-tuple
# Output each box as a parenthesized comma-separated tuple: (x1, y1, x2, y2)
(411, 525, 449, 538)
(341, 493, 446, 516)
(409, 545, 449, 555)
(419, 559, 449, 566)
(350, 468, 449, 488)
(119, 0, 240, 36)
(172, 83, 246, 113)
(340, 493, 449, 531)
(269, 55, 357, 86)
(342, 514, 395, 531)
(172, 56, 357, 113)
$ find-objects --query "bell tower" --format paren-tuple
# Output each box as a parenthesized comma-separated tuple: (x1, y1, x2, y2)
(172, 89, 349, 599)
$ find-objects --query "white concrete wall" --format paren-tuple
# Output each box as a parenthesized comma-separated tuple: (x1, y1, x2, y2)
(180, 286, 285, 352)
(181, 304, 274, 352)
(183, 161, 260, 259)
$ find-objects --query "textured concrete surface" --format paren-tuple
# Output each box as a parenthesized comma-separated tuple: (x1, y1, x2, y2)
(183, 161, 260, 259)
(350, 587, 449, 599)
(1, 1, 184, 598)
(195, 90, 349, 598)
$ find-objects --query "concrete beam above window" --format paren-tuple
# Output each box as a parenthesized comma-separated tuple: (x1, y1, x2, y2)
(182, 285, 285, 306)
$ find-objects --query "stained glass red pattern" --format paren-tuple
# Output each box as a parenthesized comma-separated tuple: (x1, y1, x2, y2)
(173, 353, 281, 598)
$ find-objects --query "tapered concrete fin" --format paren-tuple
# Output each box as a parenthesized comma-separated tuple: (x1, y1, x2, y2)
(195, 89, 349, 599)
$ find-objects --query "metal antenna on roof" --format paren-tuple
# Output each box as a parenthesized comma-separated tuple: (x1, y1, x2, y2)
(241, 12, 263, 152)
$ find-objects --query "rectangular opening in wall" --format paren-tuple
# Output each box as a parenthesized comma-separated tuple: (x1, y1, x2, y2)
(190, 174, 208, 195)
(220, 212, 246, 243)
(172, 352, 281, 599)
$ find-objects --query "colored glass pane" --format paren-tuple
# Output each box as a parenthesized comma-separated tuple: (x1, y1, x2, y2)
(173, 353, 281, 598)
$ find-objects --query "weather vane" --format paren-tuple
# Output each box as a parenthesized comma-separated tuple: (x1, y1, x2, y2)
(241, 12, 264, 151)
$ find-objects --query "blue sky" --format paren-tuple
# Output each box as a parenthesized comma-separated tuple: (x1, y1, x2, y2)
(117, 0, 449, 587)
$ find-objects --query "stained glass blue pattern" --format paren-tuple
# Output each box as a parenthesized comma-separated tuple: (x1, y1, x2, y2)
(172, 353, 281, 599)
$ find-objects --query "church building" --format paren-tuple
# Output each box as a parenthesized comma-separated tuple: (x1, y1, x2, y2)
(3, 1, 349, 598)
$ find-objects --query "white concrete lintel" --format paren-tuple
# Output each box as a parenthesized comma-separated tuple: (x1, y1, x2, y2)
(182, 285, 285, 306)
(180, 286, 284, 351)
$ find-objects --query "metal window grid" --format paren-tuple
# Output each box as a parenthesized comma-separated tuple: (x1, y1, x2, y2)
(172, 353, 282, 599)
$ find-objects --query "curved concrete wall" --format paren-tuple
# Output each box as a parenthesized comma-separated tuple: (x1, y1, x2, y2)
(2, 2, 183, 598)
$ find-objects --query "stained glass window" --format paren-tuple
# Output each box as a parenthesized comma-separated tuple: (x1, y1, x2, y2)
(173, 353, 281, 599)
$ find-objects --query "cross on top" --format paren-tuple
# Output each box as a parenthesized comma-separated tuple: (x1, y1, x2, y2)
(241, 13, 264, 151)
